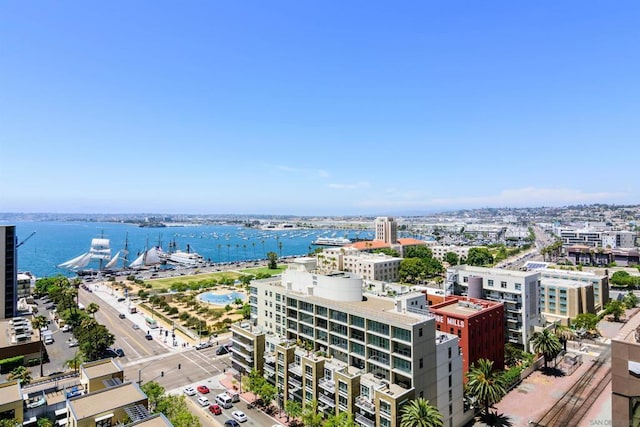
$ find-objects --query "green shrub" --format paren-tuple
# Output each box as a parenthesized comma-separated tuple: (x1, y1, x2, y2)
(0, 355, 24, 374)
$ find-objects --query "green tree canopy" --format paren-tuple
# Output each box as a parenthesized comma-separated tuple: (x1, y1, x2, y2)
(404, 245, 435, 259)
(372, 248, 401, 257)
(605, 300, 626, 322)
(623, 292, 639, 309)
(8, 366, 32, 385)
(154, 394, 201, 427)
(573, 312, 599, 333)
(267, 251, 278, 269)
(444, 252, 459, 265)
(141, 381, 165, 412)
(465, 248, 494, 266)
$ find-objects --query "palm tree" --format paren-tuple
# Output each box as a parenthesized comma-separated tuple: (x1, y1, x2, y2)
(530, 329, 562, 370)
(553, 324, 576, 352)
(64, 351, 84, 374)
(8, 366, 32, 385)
(87, 302, 100, 318)
(31, 315, 48, 377)
(465, 359, 507, 415)
(243, 244, 247, 261)
(400, 398, 443, 427)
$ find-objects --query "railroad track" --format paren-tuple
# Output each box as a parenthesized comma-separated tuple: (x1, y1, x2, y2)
(533, 346, 611, 427)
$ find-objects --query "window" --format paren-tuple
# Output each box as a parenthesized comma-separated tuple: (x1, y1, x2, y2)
(419, 328, 423, 337)
(419, 358, 423, 369)
(501, 281, 507, 289)
(448, 347, 451, 358)
(515, 283, 521, 291)
(488, 279, 494, 287)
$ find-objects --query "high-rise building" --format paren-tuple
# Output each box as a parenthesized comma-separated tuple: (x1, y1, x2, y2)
(233, 257, 473, 427)
(375, 217, 398, 244)
(0, 225, 17, 319)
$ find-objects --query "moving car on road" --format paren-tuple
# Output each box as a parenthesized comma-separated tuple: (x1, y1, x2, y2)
(231, 411, 247, 423)
(197, 385, 210, 394)
(224, 421, 241, 427)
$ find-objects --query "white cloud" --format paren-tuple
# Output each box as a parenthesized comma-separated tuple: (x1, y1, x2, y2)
(276, 165, 329, 178)
(353, 187, 629, 211)
(328, 181, 371, 190)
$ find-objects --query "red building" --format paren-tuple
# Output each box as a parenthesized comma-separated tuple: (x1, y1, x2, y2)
(429, 296, 504, 381)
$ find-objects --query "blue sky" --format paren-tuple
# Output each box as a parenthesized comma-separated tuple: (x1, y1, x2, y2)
(1, 1, 638, 216)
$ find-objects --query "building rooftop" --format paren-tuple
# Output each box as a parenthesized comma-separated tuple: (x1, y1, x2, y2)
(125, 414, 173, 427)
(0, 381, 22, 404)
(68, 382, 146, 420)
(431, 297, 502, 318)
(450, 265, 538, 278)
(614, 310, 640, 344)
(540, 278, 593, 289)
(80, 358, 122, 380)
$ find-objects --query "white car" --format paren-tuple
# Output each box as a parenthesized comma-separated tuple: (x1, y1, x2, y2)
(197, 396, 210, 407)
(232, 411, 247, 422)
(61, 324, 71, 332)
(184, 387, 196, 396)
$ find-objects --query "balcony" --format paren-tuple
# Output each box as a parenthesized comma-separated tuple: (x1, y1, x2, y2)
(264, 364, 276, 376)
(506, 317, 519, 323)
(318, 393, 336, 407)
(355, 413, 376, 427)
(355, 395, 375, 413)
(318, 378, 335, 393)
(231, 337, 254, 352)
(288, 377, 302, 389)
(264, 352, 276, 364)
(288, 363, 302, 377)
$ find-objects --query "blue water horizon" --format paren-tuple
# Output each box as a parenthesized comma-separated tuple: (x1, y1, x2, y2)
(8, 221, 379, 279)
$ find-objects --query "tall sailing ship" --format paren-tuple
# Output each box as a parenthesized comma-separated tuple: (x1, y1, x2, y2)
(58, 234, 130, 275)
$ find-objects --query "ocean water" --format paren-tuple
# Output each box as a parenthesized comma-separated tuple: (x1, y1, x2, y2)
(9, 221, 375, 278)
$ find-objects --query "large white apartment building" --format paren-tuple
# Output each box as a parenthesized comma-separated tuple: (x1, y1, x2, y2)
(234, 257, 472, 427)
(558, 225, 637, 249)
(446, 265, 542, 349)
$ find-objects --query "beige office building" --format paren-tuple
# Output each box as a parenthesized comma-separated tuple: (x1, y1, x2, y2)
(538, 268, 609, 312)
(539, 279, 595, 326)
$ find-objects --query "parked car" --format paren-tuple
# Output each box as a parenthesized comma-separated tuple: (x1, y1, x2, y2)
(209, 404, 222, 415)
(197, 396, 210, 407)
(115, 348, 125, 357)
(224, 421, 241, 427)
(231, 411, 247, 423)
(118, 313, 126, 319)
(145, 333, 153, 340)
(117, 297, 126, 302)
(61, 324, 71, 332)
(68, 339, 79, 347)
(197, 385, 210, 394)
(133, 324, 140, 330)
(184, 387, 196, 396)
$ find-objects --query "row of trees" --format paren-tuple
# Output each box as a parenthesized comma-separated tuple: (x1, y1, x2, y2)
(141, 382, 201, 427)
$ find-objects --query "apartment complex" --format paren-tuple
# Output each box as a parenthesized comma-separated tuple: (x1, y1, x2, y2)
(558, 225, 637, 249)
(428, 245, 474, 263)
(233, 257, 472, 427)
(446, 265, 542, 349)
(429, 296, 504, 379)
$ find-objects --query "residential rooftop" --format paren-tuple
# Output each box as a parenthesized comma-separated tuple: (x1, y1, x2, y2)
(68, 382, 146, 420)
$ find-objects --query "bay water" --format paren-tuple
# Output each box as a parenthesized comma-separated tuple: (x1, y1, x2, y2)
(8, 221, 375, 278)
